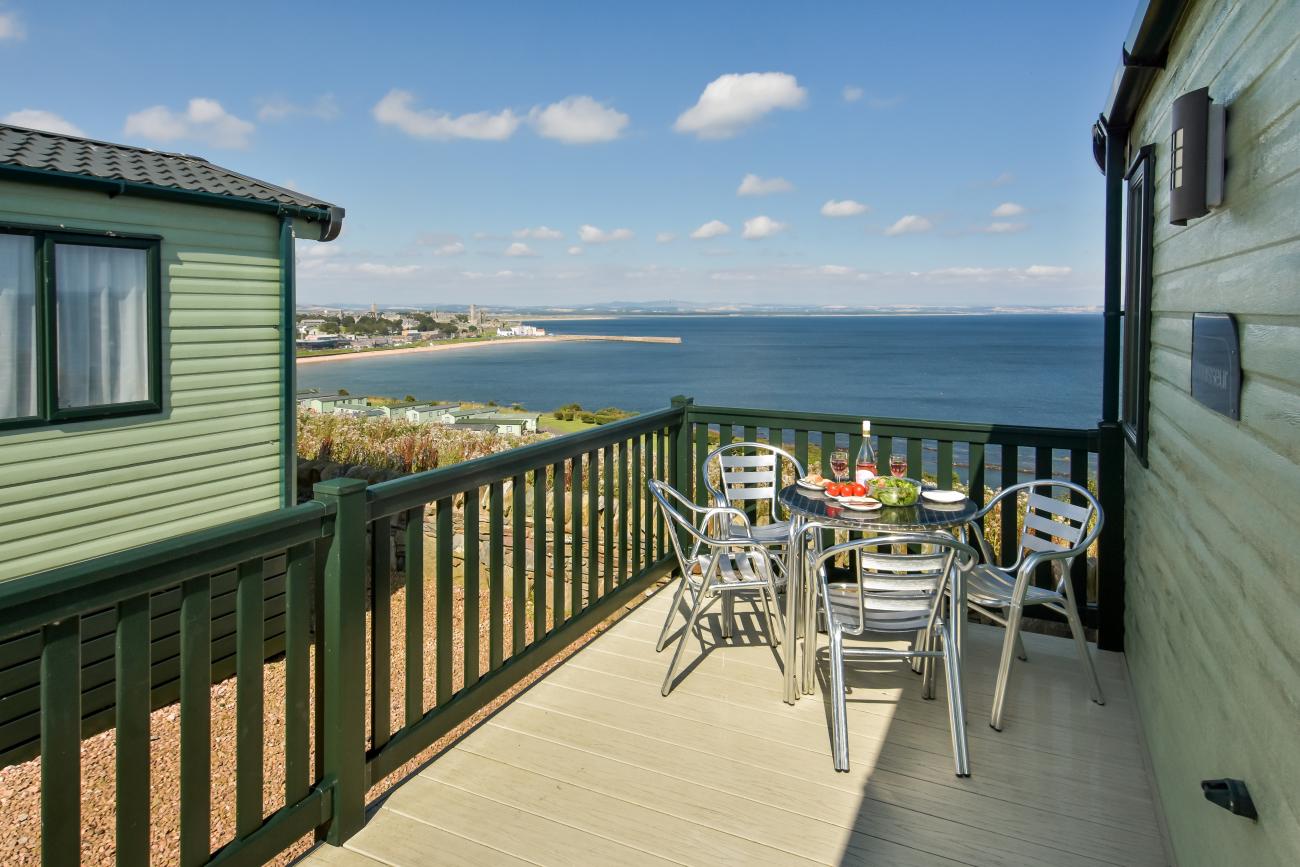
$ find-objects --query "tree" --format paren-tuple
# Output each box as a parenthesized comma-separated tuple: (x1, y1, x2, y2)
(338, 388, 349, 396)
(404, 394, 417, 403)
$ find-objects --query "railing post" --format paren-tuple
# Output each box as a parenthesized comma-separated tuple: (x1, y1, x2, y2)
(1096, 422, 1126, 652)
(313, 477, 368, 844)
(670, 395, 693, 495)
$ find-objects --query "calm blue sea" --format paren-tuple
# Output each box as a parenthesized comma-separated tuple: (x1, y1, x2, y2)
(297, 314, 1102, 428)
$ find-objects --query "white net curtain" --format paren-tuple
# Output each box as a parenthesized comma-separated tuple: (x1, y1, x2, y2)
(54, 243, 149, 409)
(0, 233, 37, 419)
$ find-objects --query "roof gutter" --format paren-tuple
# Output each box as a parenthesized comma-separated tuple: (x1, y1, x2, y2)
(0, 162, 345, 241)
(1092, 0, 1189, 170)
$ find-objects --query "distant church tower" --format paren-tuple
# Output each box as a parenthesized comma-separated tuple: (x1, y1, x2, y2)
(469, 303, 479, 325)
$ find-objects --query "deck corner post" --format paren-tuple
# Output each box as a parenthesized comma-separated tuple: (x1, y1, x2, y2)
(669, 396, 694, 494)
(1096, 421, 1126, 652)
(313, 477, 369, 844)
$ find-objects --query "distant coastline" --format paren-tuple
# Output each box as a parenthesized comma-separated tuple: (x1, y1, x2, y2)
(297, 333, 679, 365)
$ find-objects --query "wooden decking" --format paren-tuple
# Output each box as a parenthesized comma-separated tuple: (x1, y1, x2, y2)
(304, 585, 1170, 866)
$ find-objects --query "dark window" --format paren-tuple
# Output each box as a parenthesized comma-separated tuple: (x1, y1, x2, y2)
(0, 225, 161, 430)
(1121, 146, 1155, 464)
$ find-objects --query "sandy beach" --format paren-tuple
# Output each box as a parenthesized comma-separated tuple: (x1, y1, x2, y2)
(296, 334, 679, 365)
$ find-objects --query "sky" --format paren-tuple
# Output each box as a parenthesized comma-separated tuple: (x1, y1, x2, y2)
(0, 1, 1137, 308)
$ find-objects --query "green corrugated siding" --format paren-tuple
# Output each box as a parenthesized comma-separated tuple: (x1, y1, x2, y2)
(1122, 1, 1300, 864)
(0, 180, 285, 581)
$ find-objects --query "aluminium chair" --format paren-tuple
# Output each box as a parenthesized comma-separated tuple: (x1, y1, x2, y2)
(648, 479, 785, 697)
(808, 529, 978, 775)
(965, 480, 1105, 730)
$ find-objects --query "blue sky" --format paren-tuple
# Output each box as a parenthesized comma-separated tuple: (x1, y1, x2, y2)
(1, 1, 1135, 307)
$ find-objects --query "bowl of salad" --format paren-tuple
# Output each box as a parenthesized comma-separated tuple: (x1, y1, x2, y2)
(869, 476, 922, 507)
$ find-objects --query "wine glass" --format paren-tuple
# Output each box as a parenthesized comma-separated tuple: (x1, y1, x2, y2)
(829, 449, 850, 482)
(889, 455, 907, 477)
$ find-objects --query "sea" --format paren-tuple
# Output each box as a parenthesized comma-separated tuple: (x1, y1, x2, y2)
(297, 314, 1103, 429)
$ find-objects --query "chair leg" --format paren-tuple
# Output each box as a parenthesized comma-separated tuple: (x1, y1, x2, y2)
(990, 603, 1024, 731)
(655, 575, 692, 653)
(829, 630, 849, 772)
(1064, 596, 1105, 706)
(940, 625, 971, 777)
(921, 629, 937, 700)
(721, 591, 735, 639)
(911, 629, 925, 674)
(1015, 630, 1029, 662)
(662, 582, 711, 696)
(762, 583, 783, 647)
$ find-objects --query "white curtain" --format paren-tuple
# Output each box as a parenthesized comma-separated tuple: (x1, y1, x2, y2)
(0, 233, 37, 420)
(55, 244, 149, 409)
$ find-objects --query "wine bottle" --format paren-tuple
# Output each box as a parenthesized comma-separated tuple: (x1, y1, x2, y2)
(855, 420, 877, 484)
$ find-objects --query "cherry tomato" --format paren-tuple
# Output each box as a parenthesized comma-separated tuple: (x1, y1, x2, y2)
(850, 482, 866, 497)
(825, 482, 842, 497)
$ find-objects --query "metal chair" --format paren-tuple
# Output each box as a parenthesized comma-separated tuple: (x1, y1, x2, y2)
(648, 479, 785, 697)
(701, 440, 805, 568)
(965, 480, 1105, 730)
(808, 530, 978, 775)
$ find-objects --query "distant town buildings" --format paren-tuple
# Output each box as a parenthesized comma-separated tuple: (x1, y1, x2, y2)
(496, 324, 547, 337)
(297, 391, 540, 435)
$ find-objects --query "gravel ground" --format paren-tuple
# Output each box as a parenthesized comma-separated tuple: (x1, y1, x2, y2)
(0, 569, 665, 866)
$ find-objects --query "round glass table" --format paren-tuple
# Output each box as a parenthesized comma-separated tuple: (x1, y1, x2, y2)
(775, 483, 980, 702)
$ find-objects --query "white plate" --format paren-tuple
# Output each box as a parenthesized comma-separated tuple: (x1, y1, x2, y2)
(796, 479, 827, 491)
(843, 498, 882, 511)
(922, 489, 965, 504)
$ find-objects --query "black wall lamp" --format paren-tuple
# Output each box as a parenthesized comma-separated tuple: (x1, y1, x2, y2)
(1169, 87, 1226, 225)
(1202, 778, 1258, 820)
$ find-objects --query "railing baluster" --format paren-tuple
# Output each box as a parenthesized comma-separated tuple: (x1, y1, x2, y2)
(907, 437, 924, 482)
(631, 436, 643, 575)
(1070, 449, 1091, 608)
(405, 507, 426, 723)
(643, 433, 654, 567)
(284, 541, 313, 802)
(968, 442, 986, 507)
(436, 497, 454, 704)
(464, 487, 481, 688)
(1000, 446, 1019, 567)
(488, 486, 505, 671)
(603, 443, 615, 594)
(551, 464, 565, 629)
(236, 557, 265, 836)
(512, 474, 526, 655)
(938, 441, 954, 490)
(877, 435, 893, 475)
(369, 517, 392, 750)
(1035, 446, 1054, 588)
(41, 616, 80, 867)
(587, 450, 599, 606)
(618, 440, 630, 584)
(532, 468, 547, 640)
(115, 593, 151, 863)
(657, 429, 668, 558)
(179, 575, 211, 866)
(795, 429, 809, 475)
(570, 455, 583, 617)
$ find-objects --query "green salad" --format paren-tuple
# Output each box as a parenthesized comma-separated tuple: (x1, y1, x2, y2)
(870, 476, 920, 506)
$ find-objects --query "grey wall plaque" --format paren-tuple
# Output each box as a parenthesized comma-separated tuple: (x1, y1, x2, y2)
(1191, 313, 1241, 419)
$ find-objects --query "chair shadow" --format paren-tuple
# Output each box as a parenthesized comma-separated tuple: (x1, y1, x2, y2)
(660, 590, 786, 692)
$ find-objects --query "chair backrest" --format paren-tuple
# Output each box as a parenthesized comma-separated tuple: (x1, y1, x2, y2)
(1014, 481, 1100, 559)
(702, 442, 805, 514)
(806, 531, 977, 634)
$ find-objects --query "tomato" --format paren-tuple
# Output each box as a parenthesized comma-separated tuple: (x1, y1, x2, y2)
(825, 482, 842, 497)
(849, 482, 866, 497)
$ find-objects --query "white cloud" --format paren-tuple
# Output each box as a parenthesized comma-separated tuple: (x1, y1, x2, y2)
(514, 226, 564, 240)
(578, 224, 634, 243)
(690, 220, 731, 240)
(0, 11, 24, 40)
(567, 245, 583, 256)
(884, 215, 933, 236)
(742, 215, 786, 239)
(674, 72, 807, 139)
(821, 199, 868, 217)
(373, 89, 520, 141)
(504, 242, 538, 257)
(529, 95, 628, 144)
(356, 263, 420, 275)
(991, 202, 1025, 217)
(3, 109, 84, 136)
(737, 173, 793, 196)
(433, 240, 465, 256)
(981, 221, 1028, 234)
(819, 264, 854, 275)
(258, 94, 340, 122)
(1026, 265, 1072, 277)
(655, 232, 677, 244)
(124, 98, 255, 148)
(842, 85, 863, 103)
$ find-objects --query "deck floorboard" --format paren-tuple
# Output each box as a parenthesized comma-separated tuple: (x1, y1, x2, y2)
(304, 583, 1169, 866)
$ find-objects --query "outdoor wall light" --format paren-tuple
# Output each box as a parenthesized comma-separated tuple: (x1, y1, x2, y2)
(1169, 87, 1226, 225)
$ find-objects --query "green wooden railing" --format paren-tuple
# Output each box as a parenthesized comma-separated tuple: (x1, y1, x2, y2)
(0, 397, 1119, 865)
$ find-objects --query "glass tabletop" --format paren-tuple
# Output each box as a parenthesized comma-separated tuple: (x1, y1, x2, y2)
(778, 484, 979, 532)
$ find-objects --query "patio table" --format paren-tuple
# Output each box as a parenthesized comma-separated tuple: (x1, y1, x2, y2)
(776, 483, 980, 703)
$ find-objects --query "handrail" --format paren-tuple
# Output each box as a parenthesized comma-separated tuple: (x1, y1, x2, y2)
(367, 404, 683, 518)
(688, 403, 1100, 449)
(0, 500, 332, 640)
